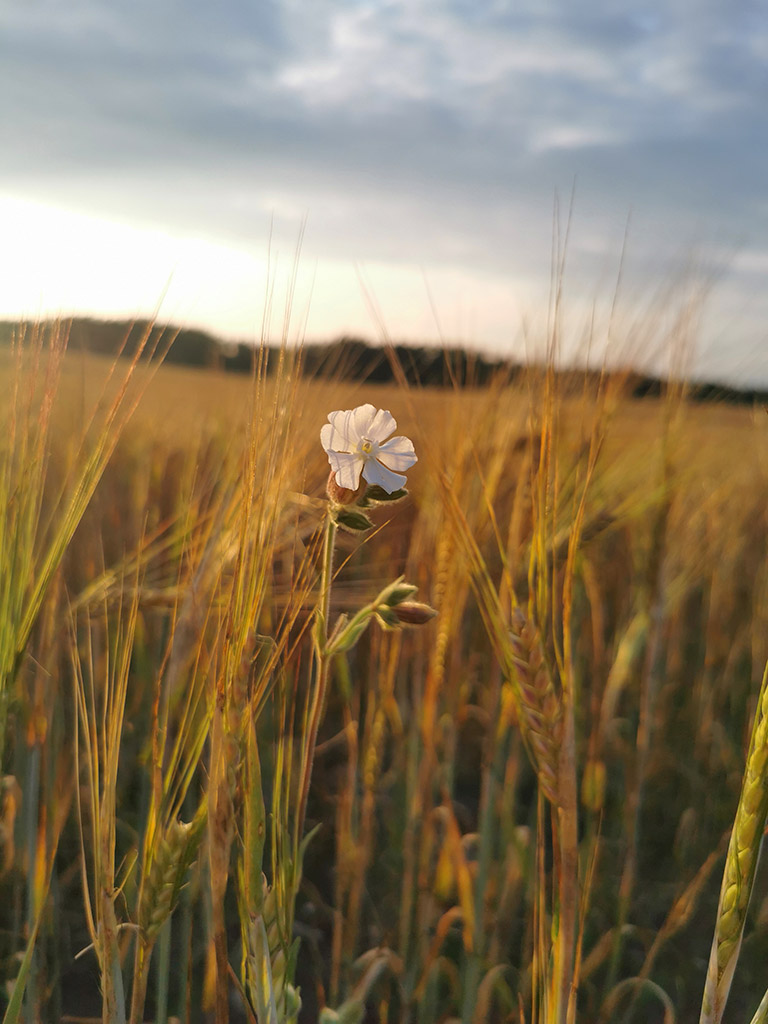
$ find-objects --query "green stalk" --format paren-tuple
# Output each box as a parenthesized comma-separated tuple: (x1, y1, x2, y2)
(155, 919, 172, 1024)
(295, 512, 336, 847)
(22, 744, 40, 1024)
(460, 687, 507, 1023)
(129, 939, 151, 1024)
(207, 683, 233, 1024)
(605, 510, 669, 1001)
(748, 987, 768, 1024)
(100, 887, 127, 1024)
(177, 883, 193, 1024)
(552, 703, 579, 1024)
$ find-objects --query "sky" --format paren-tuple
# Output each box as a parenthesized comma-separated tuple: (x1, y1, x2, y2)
(2, 1, 768, 385)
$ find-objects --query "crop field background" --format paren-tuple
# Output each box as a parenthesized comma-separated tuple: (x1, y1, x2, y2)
(1, 321, 768, 1024)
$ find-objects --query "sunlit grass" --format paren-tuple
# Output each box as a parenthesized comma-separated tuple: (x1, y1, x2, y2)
(0, 332, 767, 1024)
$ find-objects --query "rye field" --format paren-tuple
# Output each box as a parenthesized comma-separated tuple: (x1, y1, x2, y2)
(1, 320, 768, 1024)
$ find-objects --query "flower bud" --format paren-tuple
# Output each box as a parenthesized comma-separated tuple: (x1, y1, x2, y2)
(390, 601, 438, 626)
(326, 470, 367, 506)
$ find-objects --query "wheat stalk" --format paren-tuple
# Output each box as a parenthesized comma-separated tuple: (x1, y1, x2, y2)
(700, 659, 768, 1023)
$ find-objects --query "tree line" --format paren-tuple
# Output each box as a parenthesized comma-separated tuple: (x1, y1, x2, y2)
(1, 316, 764, 403)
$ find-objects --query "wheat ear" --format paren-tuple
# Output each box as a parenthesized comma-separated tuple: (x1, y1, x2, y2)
(139, 811, 204, 941)
(700, 660, 768, 1023)
(244, 878, 302, 1024)
(507, 607, 563, 806)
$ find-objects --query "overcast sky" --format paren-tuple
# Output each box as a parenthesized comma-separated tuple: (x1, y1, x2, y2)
(2, 1, 767, 384)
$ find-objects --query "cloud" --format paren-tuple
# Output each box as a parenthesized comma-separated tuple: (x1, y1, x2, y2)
(4, 1, 763, 179)
(1, 0, 767, 381)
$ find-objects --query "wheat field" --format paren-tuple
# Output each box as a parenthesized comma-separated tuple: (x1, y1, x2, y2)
(1, 322, 767, 1024)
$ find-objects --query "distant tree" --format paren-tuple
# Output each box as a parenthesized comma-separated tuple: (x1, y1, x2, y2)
(0, 317, 763, 403)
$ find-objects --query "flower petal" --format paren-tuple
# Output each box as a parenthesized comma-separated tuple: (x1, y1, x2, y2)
(328, 409, 357, 444)
(377, 435, 417, 472)
(320, 422, 340, 453)
(362, 458, 407, 493)
(324, 410, 358, 451)
(348, 403, 379, 442)
(327, 450, 363, 490)
(364, 407, 397, 443)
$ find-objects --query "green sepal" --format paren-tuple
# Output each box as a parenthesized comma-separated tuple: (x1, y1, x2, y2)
(327, 611, 372, 655)
(375, 607, 401, 630)
(358, 486, 408, 506)
(327, 612, 349, 647)
(378, 577, 418, 607)
(334, 508, 374, 532)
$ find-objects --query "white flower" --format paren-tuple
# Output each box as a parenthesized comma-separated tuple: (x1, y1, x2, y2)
(320, 403, 417, 493)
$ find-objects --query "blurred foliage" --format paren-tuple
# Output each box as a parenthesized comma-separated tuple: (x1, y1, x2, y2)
(2, 317, 767, 401)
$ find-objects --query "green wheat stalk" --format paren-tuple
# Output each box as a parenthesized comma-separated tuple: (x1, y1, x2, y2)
(700, 659, 768, 1023)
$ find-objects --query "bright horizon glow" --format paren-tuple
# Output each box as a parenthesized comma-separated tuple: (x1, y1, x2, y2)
(0, 196, 269, 336)
(1, 193, 763, 387)
(0, 194, 538, 355)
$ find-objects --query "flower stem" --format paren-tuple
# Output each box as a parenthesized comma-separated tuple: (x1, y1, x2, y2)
(296, 511, 337, 847)
(320, 513, 337, 639)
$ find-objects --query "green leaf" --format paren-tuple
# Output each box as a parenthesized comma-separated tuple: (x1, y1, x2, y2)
(327, 612, 373, 655)
(299, 822, 323, 865)
(3, 917, 43, 1024)
(4, 866, 53, 1024)
(335, 508, 374, 532)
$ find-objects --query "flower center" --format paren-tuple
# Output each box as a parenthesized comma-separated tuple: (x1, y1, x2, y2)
(359, 437, 374, 456)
